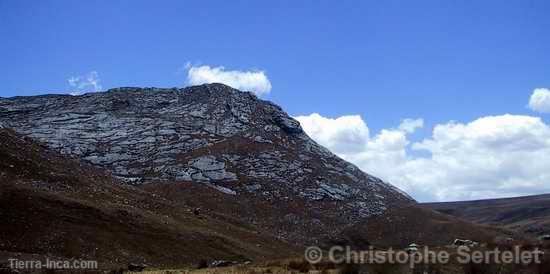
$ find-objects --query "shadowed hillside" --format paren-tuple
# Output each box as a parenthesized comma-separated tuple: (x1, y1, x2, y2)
(0, 128, 298, 270)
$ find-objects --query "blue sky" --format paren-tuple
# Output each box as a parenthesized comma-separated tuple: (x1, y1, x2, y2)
(2, 1, 550, 201)
(1, 1, 549, 130)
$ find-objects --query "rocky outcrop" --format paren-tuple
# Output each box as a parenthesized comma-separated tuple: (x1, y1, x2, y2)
(0, 83, 414, 243)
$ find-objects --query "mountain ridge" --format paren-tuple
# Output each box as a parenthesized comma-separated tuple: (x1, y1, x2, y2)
(423, 193, 550, 236)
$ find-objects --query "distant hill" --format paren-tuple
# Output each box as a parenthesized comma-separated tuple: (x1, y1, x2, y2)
(423, 194, 550, 236)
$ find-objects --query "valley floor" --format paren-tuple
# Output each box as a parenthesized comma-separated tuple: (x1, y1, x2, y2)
(125, 246, 550, 274)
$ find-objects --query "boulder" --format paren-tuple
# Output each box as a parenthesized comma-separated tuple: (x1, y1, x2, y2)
(210, 260, 236, 268)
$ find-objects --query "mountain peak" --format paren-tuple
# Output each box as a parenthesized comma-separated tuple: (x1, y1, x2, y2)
(0, 84, 413, 244)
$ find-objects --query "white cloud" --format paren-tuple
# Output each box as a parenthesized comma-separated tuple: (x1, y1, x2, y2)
(297, 113, 550, 202)
(186, 64, 272, 96)
(529, 88, 550, 113)
(295, 113, 370, 155)
(398, 118, 424, 133)
(67, 71, 102, 95)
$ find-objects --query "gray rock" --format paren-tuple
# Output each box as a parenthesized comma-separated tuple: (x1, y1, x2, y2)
(245, 184, 262, 192)
(190, 156, 225, 171)
(209, 184, 237, 195)
(210, 260, 236, 268)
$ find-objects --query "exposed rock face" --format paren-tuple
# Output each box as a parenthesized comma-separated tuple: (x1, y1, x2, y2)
(0, 83, 414, 243)
(0, 128, 299, 267)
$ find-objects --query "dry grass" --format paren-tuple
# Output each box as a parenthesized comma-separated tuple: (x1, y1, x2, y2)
(125, 246, 550, 274)
(126, 267, 341, 274)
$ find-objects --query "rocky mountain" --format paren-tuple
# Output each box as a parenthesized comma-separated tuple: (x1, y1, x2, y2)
(0, 84, 414, 242)
(0, 84, 507, 251)
(424, 194, 550, 237)
(0, 127, 298, 269)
